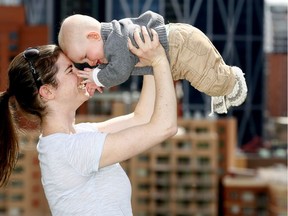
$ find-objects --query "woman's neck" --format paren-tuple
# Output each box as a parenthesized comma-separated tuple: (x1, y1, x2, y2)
(41, 109, 76, 137)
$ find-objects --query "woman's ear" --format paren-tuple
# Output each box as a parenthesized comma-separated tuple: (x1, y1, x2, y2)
(39, 85, 54, 100)
(87, 31, 101, 40)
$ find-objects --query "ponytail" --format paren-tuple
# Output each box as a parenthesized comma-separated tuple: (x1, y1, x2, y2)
(0, 91, 19, 187)
(0, 44, 61, 187)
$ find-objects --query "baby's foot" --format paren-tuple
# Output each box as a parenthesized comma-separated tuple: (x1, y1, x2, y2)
(211, 96, 231, 114)
(226, 66, 248, 107)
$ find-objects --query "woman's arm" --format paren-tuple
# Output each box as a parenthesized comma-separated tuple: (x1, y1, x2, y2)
(99, 27, 177, 168)
(94, 74, 155, 133)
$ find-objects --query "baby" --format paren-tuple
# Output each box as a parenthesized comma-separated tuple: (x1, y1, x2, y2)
(58, 10, 247, 114)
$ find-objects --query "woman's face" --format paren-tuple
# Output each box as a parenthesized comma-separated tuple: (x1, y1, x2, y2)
(53, 53, 90, 108)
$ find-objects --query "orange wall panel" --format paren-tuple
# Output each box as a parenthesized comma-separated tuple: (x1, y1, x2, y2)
(266, 54, 288, 117)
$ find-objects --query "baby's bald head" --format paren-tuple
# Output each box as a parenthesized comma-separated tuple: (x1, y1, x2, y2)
(58, 14, 101, 54)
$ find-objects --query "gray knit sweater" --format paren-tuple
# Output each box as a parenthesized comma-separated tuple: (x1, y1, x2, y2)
(98, 11, 169, 88)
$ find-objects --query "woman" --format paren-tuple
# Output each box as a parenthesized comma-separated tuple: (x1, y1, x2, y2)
(0, 27, 177, 215)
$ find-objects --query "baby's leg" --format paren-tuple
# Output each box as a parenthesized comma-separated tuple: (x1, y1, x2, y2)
(168, 24, 235, 96)
(168, 24, 247, 114)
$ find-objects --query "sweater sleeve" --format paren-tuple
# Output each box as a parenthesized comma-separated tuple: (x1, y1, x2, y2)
(97, 34, 137, 88)
(98, 11, 168, 88)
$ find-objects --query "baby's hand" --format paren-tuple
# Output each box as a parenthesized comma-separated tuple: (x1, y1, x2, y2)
(86, 82, 103, 95)
(77, 68, 103, 95)
(77, 68, 94, 83)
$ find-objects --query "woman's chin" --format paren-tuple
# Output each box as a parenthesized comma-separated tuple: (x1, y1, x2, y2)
(78, 83, 96, 99)
(83, 89, 91, 98)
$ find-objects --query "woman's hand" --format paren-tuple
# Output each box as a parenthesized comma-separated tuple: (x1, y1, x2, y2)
(128, 26, 167, 67)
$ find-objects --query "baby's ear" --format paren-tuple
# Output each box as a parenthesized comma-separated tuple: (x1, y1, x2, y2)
(87, 32, 101, 40)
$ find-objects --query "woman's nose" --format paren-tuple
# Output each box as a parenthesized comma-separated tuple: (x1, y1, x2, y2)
(73, 67, 80, 76)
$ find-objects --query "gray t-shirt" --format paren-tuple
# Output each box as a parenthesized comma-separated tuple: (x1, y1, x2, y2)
(37, 123, 132, 216)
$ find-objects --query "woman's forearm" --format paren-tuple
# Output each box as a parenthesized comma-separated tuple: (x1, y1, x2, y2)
(133, 75, 155, 123)
(99, 27, 177, 168)
(150, 55, 177, 137)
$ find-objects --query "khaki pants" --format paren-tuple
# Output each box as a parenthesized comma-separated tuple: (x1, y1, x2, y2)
(167, 23, 236, 96)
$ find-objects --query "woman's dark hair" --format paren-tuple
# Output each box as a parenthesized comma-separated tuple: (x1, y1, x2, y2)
(0, 44, 62, 186)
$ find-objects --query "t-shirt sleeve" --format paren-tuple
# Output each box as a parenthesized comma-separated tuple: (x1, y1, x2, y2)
(64, 131, 107, 176)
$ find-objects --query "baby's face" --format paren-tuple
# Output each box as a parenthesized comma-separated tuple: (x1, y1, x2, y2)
(69, 38, 107, 67)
